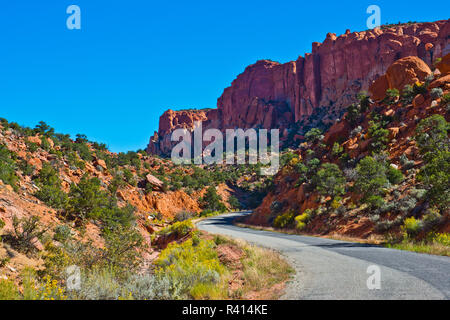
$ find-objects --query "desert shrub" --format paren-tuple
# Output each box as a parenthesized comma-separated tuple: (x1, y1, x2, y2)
(107, 171, 127, 194)
(350, 126, 363, 137)
(280, 151, 297, 168)
(401, 84, 415, 104)
(430, 87, 443, 100)
(270, 201, 283, 214)
(53, 225, 72, 243)
(65, 175, 110, 221)
(422, 208, 443, 229)
(4, 216, 47, 254)
(200, 186, 227, 213)
(413, 81, 427, 95)
(374, 218, 401, 233)
(18, 160, 34, 176)
(173, 211, 194, 222)
(0, 280, 21, 300)
(273, 210, 295, 229)
(368, 121, 389, 152)
(123, 274, 157, 300)
(365, 195, 385, 209)
(415, 115, 449, 159)
(34, 163, 68, 209)
(159, 220, 193, 238)
(386, 165, 404, 185)
(227, 195, 241, 210)
(346, 103, 362, 125)
(401, 217, 423, 238)
(34, 121, 54, 137)
(433, 233, 450, 246)
(354, 156, 389, 202)
(102, 225, 144, 274)
(396, 196, 417, 214)
(305, 128, 323, 144)
(154, 238, 227, 299)
(72, 141, 92, 162)
(442, 93, 450, 104)
(417, 150, 450, 211)
(399, 154, 415, 170)
(385, 88, 400, 104)
(0, 144, 18, 190)
(386, 88, 399, 98)
(122, 168, 137, 186)
(409, 188, 426, 200)
(313, 163, 345, 199)
(331, 142, 344, 157)
(75, 268, 125, 300)
(358, 92, 371, 112)
(295, 209, 312, 230)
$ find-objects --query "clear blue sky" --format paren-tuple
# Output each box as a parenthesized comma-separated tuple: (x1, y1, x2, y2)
(0, 1, 447, 152)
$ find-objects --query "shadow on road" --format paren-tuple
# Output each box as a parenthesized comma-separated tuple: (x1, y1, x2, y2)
(200, 213, 381, 249)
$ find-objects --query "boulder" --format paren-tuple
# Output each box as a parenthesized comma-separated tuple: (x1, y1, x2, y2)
(385, 56, 432, 91)
(436, 53, 450, 76)
(146, 174, 164, 190)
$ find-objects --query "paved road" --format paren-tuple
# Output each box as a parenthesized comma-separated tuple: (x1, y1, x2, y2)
(197, 212, 450, 300)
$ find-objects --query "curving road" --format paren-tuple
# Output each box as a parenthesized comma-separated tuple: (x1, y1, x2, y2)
(197, 212, 450, 300)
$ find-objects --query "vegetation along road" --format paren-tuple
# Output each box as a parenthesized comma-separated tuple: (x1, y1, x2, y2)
(197, 212, 450, 300)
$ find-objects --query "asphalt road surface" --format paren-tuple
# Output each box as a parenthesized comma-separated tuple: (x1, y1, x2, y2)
(197, 212, 450, 300)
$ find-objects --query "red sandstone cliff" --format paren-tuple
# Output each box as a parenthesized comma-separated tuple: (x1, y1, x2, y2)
(147, 20, 450, 156)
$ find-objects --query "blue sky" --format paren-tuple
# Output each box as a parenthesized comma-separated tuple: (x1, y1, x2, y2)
(0, 1, 447, 152)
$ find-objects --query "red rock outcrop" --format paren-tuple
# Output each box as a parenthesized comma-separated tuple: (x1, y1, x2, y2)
(369, 56, 432, 100)
(147, 20, 450, 156)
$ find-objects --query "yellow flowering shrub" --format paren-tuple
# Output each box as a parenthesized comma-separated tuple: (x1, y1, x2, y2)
(38, 276, 67, 300)
(295, 209, 312, 230)
(433, 233, 450, 246)
(155, 238, 228, 299)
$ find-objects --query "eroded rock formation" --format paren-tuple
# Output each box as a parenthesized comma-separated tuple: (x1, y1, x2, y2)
(147, 20, 450, 156)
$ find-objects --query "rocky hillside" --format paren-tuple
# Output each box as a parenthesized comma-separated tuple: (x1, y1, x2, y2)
(0, 119, 273, 287)
(243, 54, 449, 249)
(148, 20, 449, 156)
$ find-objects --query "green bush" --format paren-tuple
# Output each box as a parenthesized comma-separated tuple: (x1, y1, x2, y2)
(354, 156, 389, 204)
(53, 225, 72, 243)
(3, 216, 47, 254)
(368, 121, 389, 153)
(385, 88, 399, 103)
(401, 85, 415, 104)
(402, 217, 423, 237)
(0, 144, 18, 190)
(200, 186, 227, 213)
(159, 220, 194, 238)
(65, 175, 110, 221)
(227, 196, 240, 210)
(417, 150, 450, 211)
(313, 163, 345, 199)
(34, 163, 68, 209)
(415, 115, 449, 160)
(386, 166, 404, 185)
(305, 128, 323, 144)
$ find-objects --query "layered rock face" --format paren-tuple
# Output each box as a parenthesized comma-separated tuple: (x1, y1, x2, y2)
(147, 20, 450, 156)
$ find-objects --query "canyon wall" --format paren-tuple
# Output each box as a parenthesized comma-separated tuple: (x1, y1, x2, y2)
(147, 20, 450, 156)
